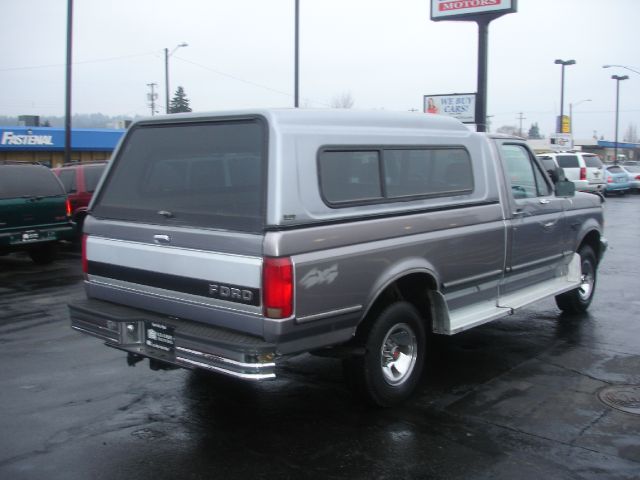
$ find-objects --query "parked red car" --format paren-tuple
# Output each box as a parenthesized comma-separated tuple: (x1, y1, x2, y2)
(52, 161, 107, 234)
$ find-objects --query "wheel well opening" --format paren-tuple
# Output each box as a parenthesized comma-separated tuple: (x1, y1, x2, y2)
(581, 231, 602, 262)
(359, 273, 437, 335)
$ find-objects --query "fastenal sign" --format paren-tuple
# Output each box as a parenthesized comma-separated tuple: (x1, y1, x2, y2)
(431, 0, 517, 20)
(424, 94, 476, 123)
(1, 131, 54, 146)
(0, 127, 124, 152)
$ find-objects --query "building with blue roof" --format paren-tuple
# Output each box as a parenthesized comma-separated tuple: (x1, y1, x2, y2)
(0, 126, 125, 167)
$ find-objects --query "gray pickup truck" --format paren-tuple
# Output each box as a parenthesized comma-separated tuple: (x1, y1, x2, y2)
(69, 109, 606, 406)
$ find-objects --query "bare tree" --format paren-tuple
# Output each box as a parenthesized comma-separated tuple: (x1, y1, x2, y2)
(330, 91, 355, 109)
(623, 123, 638, 143)
(496, 125, 519, 136)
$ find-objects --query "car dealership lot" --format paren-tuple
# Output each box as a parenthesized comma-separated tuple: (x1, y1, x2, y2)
(1, 197, 639, 480)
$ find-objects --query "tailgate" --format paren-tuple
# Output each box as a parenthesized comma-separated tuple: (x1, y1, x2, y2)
(0, 196, 69, 229)
(84, 226, 265, 336)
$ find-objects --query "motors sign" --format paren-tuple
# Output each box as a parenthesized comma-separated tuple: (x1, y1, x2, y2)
(431, 0, 517, 21)
(424, 94, 476, 123)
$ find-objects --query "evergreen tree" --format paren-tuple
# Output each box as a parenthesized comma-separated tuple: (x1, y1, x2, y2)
(169, 86, 192, 113)
(527, 122, 542, 139)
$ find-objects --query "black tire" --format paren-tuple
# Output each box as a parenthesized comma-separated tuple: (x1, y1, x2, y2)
(555, 245, 597, 314)
(28, 243, 58, 265)
(343, 302, 426, 407)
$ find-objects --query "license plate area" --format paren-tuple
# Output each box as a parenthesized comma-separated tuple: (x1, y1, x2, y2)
(22, 231, 40, 242)
(145, 321, 175, 353)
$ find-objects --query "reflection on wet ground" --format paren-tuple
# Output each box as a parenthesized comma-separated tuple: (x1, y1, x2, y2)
(1, 198, 639, 479)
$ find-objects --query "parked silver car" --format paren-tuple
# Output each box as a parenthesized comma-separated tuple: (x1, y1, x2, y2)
(620, 164, 640, 192)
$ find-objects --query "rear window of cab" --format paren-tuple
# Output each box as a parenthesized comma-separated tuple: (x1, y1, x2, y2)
(318, 147, 473, 206)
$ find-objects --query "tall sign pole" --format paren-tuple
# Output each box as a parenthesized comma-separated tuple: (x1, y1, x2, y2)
(475, 16, 490, 132)
(430, 1, 518, 132)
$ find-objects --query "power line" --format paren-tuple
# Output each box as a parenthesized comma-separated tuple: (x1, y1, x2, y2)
(0, 51, 157, 72)
(173, 55, 332, 108)
(492, 109, 640, 116)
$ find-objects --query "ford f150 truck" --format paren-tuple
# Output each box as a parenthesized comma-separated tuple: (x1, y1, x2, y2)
(69, 109, 606, 406)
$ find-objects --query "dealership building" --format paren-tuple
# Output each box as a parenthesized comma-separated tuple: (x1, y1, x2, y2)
(0, 126, 125, 167)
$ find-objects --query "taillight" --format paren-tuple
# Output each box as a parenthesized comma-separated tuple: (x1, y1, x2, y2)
(81, 234, 89, 275)
(263, 257, 293, 319)
(579, 167, 587, 180)
(66, 198, 72, 217)
(607, 177, 613, 183)
(635, 175, 640, 181)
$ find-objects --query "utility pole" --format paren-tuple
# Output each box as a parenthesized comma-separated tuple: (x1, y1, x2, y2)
(64, 0, 73, 164)
(147, 83, 158, 116)
(517, 112, 526, 137)
(294, 0, 300, 108)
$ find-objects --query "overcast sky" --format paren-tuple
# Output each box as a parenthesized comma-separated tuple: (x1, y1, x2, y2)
(1, 0, 639, 140)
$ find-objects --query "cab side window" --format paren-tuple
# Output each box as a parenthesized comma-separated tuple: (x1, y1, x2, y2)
(502, 144, 550, 199)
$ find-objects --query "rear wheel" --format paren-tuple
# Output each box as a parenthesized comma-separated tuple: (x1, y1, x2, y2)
(555, 245, 597, 314)
(343, 302, 426, 407)
(28, 243, 58, 265)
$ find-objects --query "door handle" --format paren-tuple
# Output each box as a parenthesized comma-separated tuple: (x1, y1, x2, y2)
(153, 234, 170, 245)
(539, 198, 550, 204)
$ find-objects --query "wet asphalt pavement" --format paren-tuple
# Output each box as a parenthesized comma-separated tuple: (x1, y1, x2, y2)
(1, 196, 639, 480)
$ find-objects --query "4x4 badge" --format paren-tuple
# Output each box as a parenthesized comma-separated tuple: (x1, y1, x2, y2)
(301, 264, 338, 289)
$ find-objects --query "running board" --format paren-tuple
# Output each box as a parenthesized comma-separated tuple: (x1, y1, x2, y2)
(431, 254, 581, 335)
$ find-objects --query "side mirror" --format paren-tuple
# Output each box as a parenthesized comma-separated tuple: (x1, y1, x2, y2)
(555, 179, 575, 197)
(548, 166, 566, 183)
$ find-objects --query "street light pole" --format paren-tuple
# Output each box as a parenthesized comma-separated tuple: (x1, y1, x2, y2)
(164, 42, 188, 114)
(554, 59, 576, 133)
(569, 98, 591, 136)
(603, 64, 640, 75)
(611, 75, 629, 164)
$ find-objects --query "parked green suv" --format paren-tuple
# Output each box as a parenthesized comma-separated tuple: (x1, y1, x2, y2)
(0, 162, 74, 264)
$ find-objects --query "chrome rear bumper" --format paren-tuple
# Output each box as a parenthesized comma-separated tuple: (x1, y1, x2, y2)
(69, 298, 277, 380)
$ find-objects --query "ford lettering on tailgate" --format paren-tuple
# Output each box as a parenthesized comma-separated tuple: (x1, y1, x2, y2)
(208, 283, 259, 306)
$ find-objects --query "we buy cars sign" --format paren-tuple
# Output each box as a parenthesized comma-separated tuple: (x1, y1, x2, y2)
(431, 0, 517, 21)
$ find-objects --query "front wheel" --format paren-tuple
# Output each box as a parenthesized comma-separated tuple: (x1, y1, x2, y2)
(555, 245, 597, 314)
(343, 302, 426, 407)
